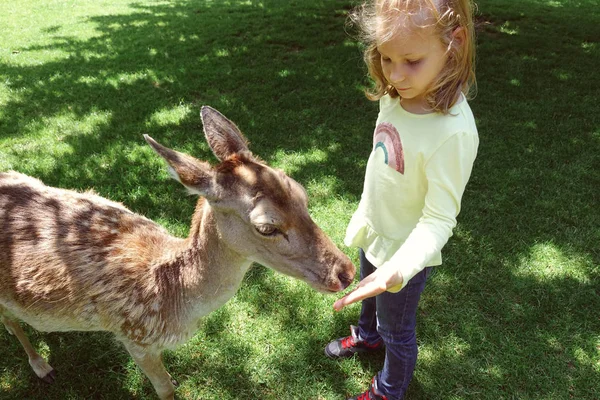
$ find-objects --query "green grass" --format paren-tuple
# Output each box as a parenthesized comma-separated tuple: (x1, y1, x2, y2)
(0, 0, 598, 399)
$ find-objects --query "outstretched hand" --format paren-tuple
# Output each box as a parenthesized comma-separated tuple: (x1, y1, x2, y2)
(333, 265, 403, 311)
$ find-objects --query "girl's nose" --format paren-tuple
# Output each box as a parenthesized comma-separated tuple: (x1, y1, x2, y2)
(389, 66, 406, 83)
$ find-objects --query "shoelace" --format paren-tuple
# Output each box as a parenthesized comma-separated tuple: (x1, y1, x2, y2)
(357, 388, 388, 400)
(341, 335, 356, 349)
(357, 381, 388, 400)
(356, 391, 371, 400)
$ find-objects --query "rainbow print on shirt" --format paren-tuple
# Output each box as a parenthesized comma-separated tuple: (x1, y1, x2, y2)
(373, 122, 404, 174)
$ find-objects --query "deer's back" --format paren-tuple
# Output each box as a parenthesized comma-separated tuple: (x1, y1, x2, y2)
(0, 171, 182, 335)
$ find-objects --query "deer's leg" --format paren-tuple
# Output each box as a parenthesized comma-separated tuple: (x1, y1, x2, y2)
(0, 314, 56, 383)
(122, 341, 175, 400)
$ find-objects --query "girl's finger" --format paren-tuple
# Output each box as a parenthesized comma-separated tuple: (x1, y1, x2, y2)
(333, 280, 387, 311)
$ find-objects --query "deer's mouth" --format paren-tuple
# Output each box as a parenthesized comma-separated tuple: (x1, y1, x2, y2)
(302, 271, 351, 294)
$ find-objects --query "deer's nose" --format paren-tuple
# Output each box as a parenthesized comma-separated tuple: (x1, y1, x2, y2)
(337, 271, 354, 289)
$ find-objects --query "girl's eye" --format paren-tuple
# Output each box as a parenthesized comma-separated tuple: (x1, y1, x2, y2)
(255, 224, 280, 237)
(407, 59, 422, 66)
(381, 56, 391, 63)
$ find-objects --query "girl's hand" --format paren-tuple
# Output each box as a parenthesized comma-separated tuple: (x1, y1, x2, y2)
(333, 266, 403, 311)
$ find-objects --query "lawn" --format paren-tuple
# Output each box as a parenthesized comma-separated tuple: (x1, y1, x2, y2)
(0, 0, 598, 399)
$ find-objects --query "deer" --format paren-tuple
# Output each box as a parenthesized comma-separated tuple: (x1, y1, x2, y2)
(0, 106, 356, 400)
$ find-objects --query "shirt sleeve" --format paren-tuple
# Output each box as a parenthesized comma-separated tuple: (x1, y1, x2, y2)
(382, 130, 479, 292)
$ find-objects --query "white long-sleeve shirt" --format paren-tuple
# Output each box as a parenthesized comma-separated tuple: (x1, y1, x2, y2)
(345, 94, 479, 292)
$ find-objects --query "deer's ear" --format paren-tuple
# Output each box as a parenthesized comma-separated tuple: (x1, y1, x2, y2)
(144, 135, 216, 197)
(201, 106, 250, 161)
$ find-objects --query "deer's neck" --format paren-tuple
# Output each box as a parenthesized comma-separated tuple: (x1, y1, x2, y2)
(160, 198, 252, 323)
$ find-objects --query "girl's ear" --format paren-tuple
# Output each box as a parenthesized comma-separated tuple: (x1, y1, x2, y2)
(451, 26, 466, 47)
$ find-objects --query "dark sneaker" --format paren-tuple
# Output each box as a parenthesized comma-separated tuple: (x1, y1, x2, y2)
(348, 376, 388, 400)
(324, 325, 382, 359)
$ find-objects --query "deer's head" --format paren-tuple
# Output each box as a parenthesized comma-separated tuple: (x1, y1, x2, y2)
(144, 106, 355, 293)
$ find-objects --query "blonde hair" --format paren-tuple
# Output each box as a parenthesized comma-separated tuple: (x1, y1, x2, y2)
(350, 0, 476, 114)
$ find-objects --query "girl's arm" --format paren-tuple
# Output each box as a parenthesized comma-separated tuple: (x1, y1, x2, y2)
(335, 130, 478, 310)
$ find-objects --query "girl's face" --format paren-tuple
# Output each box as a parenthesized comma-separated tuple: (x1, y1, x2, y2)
(377, 23, 448, 111)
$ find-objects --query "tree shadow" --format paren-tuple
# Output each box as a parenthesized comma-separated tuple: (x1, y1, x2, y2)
(0, 328, 145, 399)
(0, 0, 370, 202)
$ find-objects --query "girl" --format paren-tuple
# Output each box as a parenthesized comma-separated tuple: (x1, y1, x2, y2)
(325, 1, 478, 399)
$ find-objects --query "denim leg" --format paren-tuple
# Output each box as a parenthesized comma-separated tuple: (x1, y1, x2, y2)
(375, 267, 432, 400)
(356, 250, 383, 344)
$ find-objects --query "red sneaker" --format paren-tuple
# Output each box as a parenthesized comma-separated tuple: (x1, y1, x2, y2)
(324, 325, 383, 359)
(348, 376, 388, 400)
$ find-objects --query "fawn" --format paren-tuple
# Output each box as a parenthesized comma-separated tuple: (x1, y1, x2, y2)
(0, 106, 355, 399)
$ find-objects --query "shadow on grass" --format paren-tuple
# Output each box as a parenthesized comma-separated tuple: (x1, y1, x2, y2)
(0, 329, 142, 399)
(0, 0, 370, 204)
(0, 0, 598, 399)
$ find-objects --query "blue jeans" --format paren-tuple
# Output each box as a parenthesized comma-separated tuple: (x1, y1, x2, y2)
(357, 250, 432, 400)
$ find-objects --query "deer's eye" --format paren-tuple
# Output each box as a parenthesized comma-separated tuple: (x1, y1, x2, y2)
(254, 224, 280, 237)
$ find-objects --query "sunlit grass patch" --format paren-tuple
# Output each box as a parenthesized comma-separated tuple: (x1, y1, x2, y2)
(516, 242, 594, 283)
(147, 103, 193, 128)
